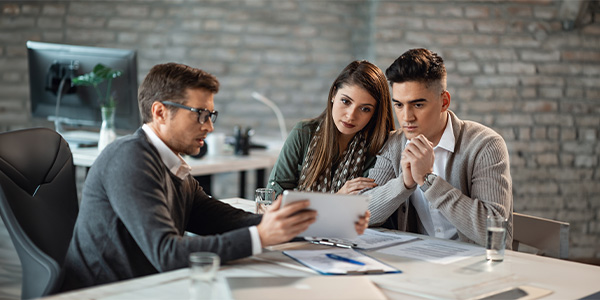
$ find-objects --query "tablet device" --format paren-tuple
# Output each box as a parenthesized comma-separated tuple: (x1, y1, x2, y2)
(281, 190, 370, 239)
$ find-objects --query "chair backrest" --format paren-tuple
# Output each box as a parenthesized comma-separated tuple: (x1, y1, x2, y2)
(0, 127, 79, 299)
(512, 212, 569, 259)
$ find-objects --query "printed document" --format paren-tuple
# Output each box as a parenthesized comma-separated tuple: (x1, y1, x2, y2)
(349, 229, 419, 249)
(306, 228, 418, 250)
(376, 238, 485, 264)
(283, 248, 401, 275)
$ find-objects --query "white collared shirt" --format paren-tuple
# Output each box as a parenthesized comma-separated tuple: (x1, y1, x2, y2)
(408, 114, 458, 239)
(142, 124, 191, 180)
(142, 124, 262, 254)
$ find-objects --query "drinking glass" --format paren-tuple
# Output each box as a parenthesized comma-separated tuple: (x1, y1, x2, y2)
(189, 252, 220, 300)
(486, 215, 508, 261)
(255, 188, 275, 214)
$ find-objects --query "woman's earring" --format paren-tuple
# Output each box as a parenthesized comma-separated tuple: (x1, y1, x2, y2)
(331, 100, 334, 103)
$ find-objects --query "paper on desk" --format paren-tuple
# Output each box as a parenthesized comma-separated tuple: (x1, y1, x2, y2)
(347, 229, 419, 249)
(226, 276, 388, 300)
(376, 238, 485, 264)
(305, 228, 418, 250)
(283, 248, 400, 275)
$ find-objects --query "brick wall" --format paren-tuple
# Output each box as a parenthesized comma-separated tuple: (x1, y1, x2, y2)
(0, 0, 598, 260)
(372, 0, 600, 260)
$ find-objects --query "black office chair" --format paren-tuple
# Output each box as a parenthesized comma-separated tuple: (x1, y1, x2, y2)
(0, 127, 79, 299)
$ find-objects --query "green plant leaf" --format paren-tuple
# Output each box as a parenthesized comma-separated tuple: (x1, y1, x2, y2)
(70, 63, 123, 107)
(93, 64, 122, 79)
(72, 72, 103, 86)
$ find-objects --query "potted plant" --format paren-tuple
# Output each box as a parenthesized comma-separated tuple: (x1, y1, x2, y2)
(72, 63, 123, 151)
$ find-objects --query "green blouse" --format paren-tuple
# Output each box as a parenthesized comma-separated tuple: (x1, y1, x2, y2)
(267, 120, 377, 197)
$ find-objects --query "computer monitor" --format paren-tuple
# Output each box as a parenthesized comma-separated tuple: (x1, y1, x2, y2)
(27, 41, 140, 133)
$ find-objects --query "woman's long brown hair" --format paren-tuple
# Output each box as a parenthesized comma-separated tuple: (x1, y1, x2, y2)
(302, 60, 395, 188)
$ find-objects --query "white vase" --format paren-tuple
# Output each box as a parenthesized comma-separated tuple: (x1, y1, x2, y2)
(98, 106, 117, 152)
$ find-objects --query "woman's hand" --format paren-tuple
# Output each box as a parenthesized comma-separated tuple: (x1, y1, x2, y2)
(337, 177, 377, 194)
(355, 210, 371, 234)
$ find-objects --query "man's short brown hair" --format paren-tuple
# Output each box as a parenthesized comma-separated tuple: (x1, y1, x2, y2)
(138, 63, 219, 123)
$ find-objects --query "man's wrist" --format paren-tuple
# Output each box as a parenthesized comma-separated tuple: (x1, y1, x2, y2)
(420, 173, 437, 192)
(248, 226, 263, 255)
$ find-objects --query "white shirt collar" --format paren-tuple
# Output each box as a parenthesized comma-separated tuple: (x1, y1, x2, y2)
(142, 124, 191, 180)
(404, 112, 455, 152)
(436, 113, 455, 153)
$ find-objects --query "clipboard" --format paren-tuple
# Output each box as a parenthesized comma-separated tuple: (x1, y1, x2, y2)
(283, 248, 401, 275)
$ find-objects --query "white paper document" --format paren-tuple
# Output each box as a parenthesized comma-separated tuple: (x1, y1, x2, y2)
(283, 248, 401, 275)
(376, 238, 485, 264)
(306, 228, 419, 250)
(348, 229, 419, 249)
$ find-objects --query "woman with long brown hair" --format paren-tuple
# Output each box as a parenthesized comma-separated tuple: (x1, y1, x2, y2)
(268, 60, 395, 197)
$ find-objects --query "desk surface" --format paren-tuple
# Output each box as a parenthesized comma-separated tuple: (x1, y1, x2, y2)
(42, 198, 600, 300)
(71, 146, 280, 176)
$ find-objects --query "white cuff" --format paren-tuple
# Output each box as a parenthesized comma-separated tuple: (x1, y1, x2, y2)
(248, 226, 263, 255)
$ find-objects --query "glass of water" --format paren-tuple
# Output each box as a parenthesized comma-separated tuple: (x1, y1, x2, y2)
(486, 215, 508, 261)
(255, 188, 275, 214)
(189, 252, 220, 300)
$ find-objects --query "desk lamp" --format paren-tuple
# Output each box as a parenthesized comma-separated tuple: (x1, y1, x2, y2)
(251, 92, 287, 141)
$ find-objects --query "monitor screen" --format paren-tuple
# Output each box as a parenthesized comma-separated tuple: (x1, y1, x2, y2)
(27, 41, 140, 132)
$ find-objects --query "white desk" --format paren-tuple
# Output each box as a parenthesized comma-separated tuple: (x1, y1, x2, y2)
(71, 146, 280, 198)
(41, 199, 600, 300)
(70, 147, 279, 174)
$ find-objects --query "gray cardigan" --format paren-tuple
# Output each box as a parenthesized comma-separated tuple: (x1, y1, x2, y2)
(364, 111, 513, 248)
(62, 129, 262, 291)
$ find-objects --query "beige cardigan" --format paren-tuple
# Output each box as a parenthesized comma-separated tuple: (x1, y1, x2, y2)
(364, 111, 513, 248)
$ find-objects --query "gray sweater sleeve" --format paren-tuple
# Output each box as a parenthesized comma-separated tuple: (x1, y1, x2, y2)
(363, 132, 415, 225)
(101, 141, 261, 271)
(63, 131, 263, 290)
(362, 114, 513, 248)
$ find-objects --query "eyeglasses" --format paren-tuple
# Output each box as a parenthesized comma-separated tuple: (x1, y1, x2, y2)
(161, 101, 218, 125)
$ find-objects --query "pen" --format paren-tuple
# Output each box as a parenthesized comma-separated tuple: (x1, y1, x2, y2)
(325, 253, 365, 266)
(308, 238, 357, 249)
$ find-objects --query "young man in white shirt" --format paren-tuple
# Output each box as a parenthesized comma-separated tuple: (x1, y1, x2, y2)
(363, 49, 513, 248)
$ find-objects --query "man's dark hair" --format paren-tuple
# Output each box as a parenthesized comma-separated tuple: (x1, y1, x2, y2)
(138, 63, 219, 123)
(385, 48, 447, 92)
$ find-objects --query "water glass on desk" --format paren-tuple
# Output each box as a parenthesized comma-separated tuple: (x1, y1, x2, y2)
(255, 188, 275, 214)
(189, 252, 220, 300)
(486, 215, 508, 261)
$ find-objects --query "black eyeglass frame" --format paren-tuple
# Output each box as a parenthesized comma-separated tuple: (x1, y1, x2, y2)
(160, 101, 218, 125)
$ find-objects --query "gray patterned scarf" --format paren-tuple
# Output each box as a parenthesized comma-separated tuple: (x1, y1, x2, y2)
(297, 123, 367, 193)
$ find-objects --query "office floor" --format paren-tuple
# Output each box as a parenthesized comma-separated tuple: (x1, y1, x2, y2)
(0, 219, 21, 300)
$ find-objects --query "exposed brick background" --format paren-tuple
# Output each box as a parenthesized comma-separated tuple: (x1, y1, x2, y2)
(0, 0, 598, 261)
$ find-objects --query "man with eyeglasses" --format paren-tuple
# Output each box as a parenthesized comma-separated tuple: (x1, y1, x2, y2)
(361, 48, 513, 249)
(61, 63, 345, 291)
